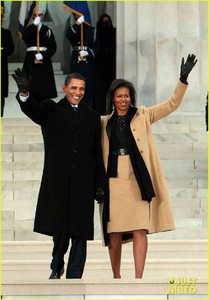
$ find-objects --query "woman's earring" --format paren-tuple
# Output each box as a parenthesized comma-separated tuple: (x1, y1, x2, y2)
(111, 103, 115, 110)
(129, 102, 134, 107)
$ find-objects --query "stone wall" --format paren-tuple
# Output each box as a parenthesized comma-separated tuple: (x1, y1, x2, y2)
(116, 1, 208, 110)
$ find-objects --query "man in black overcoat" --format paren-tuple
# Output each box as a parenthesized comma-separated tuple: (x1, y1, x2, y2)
(21, 9, 57, 103)
(12, 69, 106, 279)
(1, 4, 14, 117)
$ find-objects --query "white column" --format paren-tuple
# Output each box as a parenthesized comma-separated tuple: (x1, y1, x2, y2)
(116, 1, 208, 111)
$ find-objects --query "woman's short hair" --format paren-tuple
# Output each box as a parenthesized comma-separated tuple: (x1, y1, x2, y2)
(64, 73, 86, 86)
(106, 79, 136, 114)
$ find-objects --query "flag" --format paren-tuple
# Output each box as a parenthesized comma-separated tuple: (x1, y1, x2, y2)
(1, 1, 12, 29)
(63, 1, 92, 26)
(48, 2, 69, 26)
(1, 1, 4, 15)
(18, 1, 36, 38)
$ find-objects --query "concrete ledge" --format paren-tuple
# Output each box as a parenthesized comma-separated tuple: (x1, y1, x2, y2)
(1, 237, 208, 253)
(2, 278, 208, 297)
(2, 259, 207, 280)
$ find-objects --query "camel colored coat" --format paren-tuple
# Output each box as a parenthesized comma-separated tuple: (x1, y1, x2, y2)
(101, 81, 188, 238)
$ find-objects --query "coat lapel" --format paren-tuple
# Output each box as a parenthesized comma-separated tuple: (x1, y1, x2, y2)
(76, 101, 94, 134)
(58, 98, 95, 134)
(58, 97, 77, 132)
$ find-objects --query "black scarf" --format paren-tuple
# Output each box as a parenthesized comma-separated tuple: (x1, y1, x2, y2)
(106, 107, 155, 202)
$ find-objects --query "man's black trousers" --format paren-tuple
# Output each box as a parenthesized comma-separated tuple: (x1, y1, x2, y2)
(50, 233, 87, 278)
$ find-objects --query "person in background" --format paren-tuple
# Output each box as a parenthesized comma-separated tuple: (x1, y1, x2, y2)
(205, 94, 208, 131)
(66, 14, 100, 107)
(12, 69, 106, 279)
(1, 2, 14, 117)
(100, 54, 197, 278)
(21, 9, 57, 103)
(93, 13, 116, 115)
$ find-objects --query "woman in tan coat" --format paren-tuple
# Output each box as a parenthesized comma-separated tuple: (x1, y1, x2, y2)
(100, 54, 197, 278)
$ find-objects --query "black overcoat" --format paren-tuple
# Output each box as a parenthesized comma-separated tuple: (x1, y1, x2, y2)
(22, 24, 57, 99)
(1, 28, 14, 97)
(17, 95, 106, 240)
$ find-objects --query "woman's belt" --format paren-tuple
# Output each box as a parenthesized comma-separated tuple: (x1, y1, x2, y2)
(112, 148, 129, 156)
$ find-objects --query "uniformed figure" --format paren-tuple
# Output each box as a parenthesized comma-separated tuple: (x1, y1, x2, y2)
(12, 69, 106, 279)
(205, 94, 208, 131)
(66, 14, 100, 107)
(22, 10, 57, 103)
(1, 4, 14, 117)
(93, 14, 116, 115)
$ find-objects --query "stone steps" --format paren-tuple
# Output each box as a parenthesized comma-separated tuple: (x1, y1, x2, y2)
(2, 240, 208, 260)
(1, 160, 207, 172)
(1, 113, 207, 241)
(2, 278, 207, 298)
(1, 178, 207, 190)
(2, 220, 208, 241)
(2, 259, 207, 280)
(1, 168, 207, 180)
(1, 240, 208, 297)
(1, 139, 207, 154)
(2, 110, 207, 122)
(1, 114, 207, 126)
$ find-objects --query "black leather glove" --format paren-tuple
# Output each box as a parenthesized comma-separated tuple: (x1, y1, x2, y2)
(12, 68, 30, 93)
(180, 54, 197, 84)
(95, 187, 105, 204)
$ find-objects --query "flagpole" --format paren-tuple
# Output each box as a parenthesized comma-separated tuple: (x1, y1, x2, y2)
(78, 21, 86, 62)
(80, 23, 83, 49)
(35, 1, 42, 64)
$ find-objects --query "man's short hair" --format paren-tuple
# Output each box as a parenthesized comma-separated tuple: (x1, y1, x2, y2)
(64, 73, 86, 86)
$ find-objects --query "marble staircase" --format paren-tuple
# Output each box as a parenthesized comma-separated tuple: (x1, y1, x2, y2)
(1, 240, 208, 298)
(1, 114, 208, 241)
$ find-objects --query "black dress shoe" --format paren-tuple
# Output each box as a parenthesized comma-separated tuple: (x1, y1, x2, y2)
(49, 268, 64, 279)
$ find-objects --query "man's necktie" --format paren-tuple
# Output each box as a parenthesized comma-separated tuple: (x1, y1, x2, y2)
(72, 106, 78, 112)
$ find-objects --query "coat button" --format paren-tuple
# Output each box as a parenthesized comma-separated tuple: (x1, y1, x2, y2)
(140, 150, 143, 154)
(74, 150, 77, 154)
